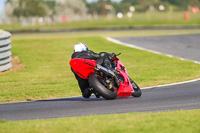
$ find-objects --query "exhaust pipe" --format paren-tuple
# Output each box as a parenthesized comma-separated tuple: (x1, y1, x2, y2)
(95, 64, 115, 77)
(95, 64, 120, 87)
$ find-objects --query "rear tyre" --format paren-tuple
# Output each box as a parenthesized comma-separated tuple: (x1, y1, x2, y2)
(131, 81, 142, 97)
(89, 74, 117, 100)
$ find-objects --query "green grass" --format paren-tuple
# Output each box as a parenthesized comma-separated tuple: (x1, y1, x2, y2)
(0, 30, 200, 133)
(0, 29, 200, 103)
(0, 12, 200, 31)
(0, 109, 200, 133)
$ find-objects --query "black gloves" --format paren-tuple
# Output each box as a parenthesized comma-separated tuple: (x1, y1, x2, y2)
(108, 53, 117, 60)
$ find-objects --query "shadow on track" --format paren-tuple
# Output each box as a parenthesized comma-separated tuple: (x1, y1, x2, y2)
(33, 96, 131, 102)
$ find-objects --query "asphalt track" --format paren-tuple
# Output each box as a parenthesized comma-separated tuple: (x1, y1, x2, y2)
(0, 34, 200, 121)
(113, 34, 200, 63)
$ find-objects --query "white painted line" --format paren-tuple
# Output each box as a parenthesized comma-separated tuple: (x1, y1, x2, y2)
(106, 37, 200, 64)
(194, 61, 200, 64)
(166, 54, 173, 57)
(142, 78, 200, 90)
(107, 37, 162, 55)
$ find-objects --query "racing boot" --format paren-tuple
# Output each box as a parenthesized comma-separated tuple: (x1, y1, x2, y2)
(89, 87, 101, 98)
(82, 87, 92, 98)
(94, 91, 101, 98)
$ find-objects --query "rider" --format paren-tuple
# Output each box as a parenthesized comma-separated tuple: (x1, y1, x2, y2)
(71, 43, 117, 98)
(71, 43, 139, 98)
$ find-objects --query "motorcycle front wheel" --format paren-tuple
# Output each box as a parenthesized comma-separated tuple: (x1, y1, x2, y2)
(88, 74, 117, 100)
(131, 81, 142, 97)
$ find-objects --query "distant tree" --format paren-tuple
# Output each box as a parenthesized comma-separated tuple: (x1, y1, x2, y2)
(55, 0, 88, 21)
(120, 0, 162, 12)
(166, 0, 188, 6)
(13, 0, 48, 18)
(85, 0, 200, 14)
(86, 2, 101, 15)
(3, 0, 18, 24)
(121, 0, 140, 5)
(189, 0, 200, 6)
(44, 0, 56, 15)
(112, 2, 131, 13)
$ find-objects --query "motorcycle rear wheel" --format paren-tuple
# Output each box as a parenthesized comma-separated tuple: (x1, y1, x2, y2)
(89, 74, 117, 100)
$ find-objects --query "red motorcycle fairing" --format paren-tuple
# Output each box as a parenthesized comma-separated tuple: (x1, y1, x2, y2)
(70, 58, 97, 79)
(117, 71, 134, 97)
(113, 59, 134, 97)
(116, 59, 128, 74)
(70, 58, 135, 98)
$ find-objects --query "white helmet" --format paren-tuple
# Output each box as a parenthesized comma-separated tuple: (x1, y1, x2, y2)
(73, 43, 88, 52)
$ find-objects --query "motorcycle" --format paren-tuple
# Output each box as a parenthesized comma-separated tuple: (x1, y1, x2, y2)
(70, 53, 142, 100)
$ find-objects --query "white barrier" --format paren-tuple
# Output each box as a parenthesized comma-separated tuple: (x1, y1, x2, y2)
(0, 30, 12, 72)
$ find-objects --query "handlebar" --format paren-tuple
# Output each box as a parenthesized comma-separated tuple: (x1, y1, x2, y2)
(116, 53, 121, 56)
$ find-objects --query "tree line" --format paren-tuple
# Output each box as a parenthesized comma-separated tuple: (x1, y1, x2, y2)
(5, 0, 200, 19)
(86, 0, 200, 15)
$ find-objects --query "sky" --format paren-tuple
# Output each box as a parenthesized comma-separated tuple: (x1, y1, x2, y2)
(0, 0, 6, 13)
(0, 0, 6, 22)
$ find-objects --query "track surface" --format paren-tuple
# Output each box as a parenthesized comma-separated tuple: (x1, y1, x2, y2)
(0, 82, 200, 121)
(114, 34, 200, 62)
(0, 34, 200, 121)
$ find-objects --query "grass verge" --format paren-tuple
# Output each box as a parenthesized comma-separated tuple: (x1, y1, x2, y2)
(0, 29, 200, 102)
(0, 109, 200, 133)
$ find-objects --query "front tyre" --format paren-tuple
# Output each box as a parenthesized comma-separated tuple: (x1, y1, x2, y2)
(88, 74, 117, 100)
(131, 81, 142, 97)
